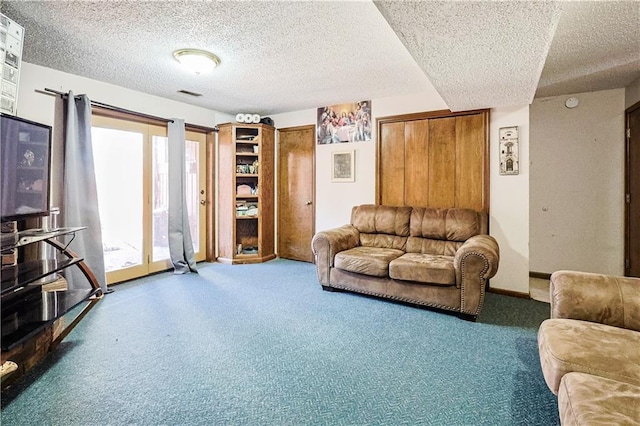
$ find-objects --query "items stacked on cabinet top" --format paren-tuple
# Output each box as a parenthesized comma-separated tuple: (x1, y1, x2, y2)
(217, 123, 275, 264)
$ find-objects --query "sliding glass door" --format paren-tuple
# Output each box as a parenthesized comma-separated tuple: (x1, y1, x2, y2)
(91, 115, 206, 284)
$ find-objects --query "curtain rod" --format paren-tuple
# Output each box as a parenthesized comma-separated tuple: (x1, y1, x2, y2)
(40, 88, 219, 132)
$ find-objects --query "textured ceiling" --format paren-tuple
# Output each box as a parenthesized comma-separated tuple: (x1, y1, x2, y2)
(375, 1, 562, 111)
(536, 1, 640, 98)
(1, 1, 639, 116)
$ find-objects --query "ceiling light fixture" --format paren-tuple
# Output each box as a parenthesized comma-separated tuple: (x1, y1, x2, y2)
(173, 48, 220, 75)
(565, 97, 579, 109)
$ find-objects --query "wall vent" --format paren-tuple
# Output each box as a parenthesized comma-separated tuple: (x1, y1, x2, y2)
(177, 89, 203, 97)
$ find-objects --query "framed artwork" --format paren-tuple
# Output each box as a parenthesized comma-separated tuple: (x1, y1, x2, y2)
(499, 126, 519, 175)
(317, 100, 371, 144)
(331, 151, 355, 182)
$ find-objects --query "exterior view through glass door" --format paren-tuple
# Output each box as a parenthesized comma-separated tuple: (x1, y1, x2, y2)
(91, 115, 206, 284)
(151, 130, 206, 273)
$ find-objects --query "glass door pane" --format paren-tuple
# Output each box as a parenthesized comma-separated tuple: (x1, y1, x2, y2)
(92, 124, 146, 282)
(185, 131, 207, 261)
(185, 140, 200, 254)
(149, 131, 206, 270)
(151, 135, 170, 264)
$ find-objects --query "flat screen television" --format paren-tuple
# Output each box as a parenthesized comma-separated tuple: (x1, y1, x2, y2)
(1, 113, 52, 222)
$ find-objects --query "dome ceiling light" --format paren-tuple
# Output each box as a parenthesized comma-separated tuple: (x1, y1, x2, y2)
(173, 48, 220, 75)
(564, 97, 579, 109)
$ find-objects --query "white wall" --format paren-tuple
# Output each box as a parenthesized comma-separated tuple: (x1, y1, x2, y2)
(626, 76, 640, 109)
(16, 62, 225, 128)
(272, 95, 531, 294)
(490, 106, 530, 293)
(15, 62, 532, 293)
(530, 88, 625, 276)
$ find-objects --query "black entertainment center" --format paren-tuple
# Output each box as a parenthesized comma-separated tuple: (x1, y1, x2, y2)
(0, 113, 102, 389)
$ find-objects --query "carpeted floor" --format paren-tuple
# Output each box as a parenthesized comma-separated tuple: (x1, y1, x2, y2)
(1, 259, 559, 425)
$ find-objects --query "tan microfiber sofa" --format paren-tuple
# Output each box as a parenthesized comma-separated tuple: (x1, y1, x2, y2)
(310, 204, 499, 320)
(537, 271, 640, 424)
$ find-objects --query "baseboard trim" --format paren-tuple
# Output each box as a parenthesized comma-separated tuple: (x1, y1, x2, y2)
(529, 271, 552, 280)
(487, 287, 530, 299)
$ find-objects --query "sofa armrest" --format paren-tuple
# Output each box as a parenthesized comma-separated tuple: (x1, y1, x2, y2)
(453, 234, 500, 316)
(311, 225, 360, 285)
(550, 270, 640, 331)
(454, 234, 500, 280)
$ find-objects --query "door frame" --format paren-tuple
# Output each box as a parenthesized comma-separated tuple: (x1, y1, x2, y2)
(91, 113, 210, 284)
(184, 129, 208, 263)
(625, 100, 640, 276)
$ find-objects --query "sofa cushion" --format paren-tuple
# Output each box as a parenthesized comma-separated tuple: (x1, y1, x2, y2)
(360, 233, 407, 251)
(389, 253, 455, 285)
(406, 236, 463, 256)
(410, 207, 483, 241)
(558, 372, 640, 425)
(334, 246, 404, 277)
(446, 208, 483, 241)
(538, 318, 640, 394)
(351, 205, 411, 237)
(407, 207, 484, 255)
(551, 271, 640, 332)
(410, 207, 447, 239)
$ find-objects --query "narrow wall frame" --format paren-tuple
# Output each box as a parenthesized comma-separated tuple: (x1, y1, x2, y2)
(331, 150, 355, 182)
(499, 126, 519, 175)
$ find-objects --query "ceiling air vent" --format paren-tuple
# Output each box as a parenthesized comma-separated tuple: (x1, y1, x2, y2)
(177, 89, 202, 97)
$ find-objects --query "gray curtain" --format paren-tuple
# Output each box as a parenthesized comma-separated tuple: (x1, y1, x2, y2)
(58, 92, 108, 292)
(168, 119, 197, 274)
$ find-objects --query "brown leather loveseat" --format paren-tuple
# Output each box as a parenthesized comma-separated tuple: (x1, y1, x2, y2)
(311, 204, 500, 320)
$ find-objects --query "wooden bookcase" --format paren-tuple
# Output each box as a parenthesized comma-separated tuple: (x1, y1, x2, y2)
(217, 123, 275, 264)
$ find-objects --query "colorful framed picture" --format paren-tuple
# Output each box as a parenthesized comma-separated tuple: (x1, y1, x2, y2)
(317, 100, 371, 144)
(331, 151, 355, 182)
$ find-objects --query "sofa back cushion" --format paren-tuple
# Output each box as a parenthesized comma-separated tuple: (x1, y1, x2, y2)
(406, 207, 487, 255)
(351, 204, 411, 250)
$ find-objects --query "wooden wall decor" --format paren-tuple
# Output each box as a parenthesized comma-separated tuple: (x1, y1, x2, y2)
(376, 109, 490, 213)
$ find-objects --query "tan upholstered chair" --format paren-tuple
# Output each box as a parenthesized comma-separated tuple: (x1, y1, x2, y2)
(537, 271, 640, 423)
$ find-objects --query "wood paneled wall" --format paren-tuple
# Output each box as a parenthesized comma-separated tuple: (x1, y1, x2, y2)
(376, 109, 490, 212)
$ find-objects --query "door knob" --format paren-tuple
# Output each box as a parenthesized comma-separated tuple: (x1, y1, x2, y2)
(306, 200, 312, 205)
(200, 200, 206, 205)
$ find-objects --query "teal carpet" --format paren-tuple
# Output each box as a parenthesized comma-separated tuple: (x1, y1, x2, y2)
(1, 259, 559, 425)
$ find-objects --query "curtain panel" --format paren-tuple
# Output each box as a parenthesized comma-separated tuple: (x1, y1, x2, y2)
(56, 92, 108, 292)
(168, 119, 197, 274)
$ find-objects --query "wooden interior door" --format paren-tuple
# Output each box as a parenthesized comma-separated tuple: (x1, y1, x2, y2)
(626, 102, 640, 277)
(277, 125, 315, 262)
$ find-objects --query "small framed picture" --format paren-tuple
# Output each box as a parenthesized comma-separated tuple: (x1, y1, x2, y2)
(331, 150, 355, 182)
(499, 126, 519, 175)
